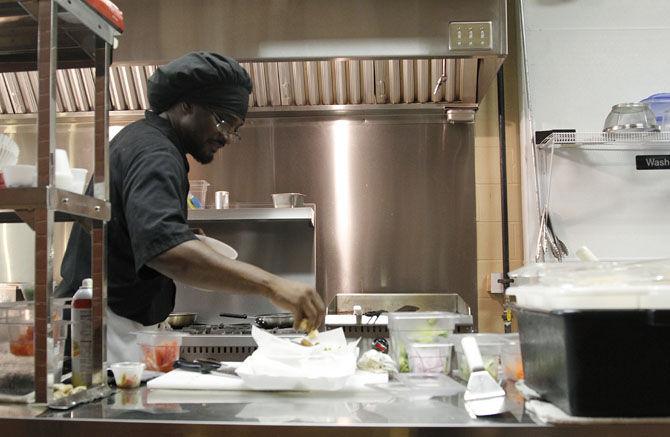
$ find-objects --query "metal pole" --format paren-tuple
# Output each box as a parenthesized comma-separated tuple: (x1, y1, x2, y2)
(496, 68, 512, 334)
(35, 0, 58, 403)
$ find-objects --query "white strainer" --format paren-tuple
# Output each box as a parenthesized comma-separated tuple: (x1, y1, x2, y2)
(0, 134, 19, 168)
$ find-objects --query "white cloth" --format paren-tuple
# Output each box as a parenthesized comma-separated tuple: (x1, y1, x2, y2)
(106, 307, 159, 364)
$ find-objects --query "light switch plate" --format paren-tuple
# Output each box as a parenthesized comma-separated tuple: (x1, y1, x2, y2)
(449, 21, 493, 51)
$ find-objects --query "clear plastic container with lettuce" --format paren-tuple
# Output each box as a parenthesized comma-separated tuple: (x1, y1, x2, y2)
(450, 333, 518, 383)
(387, 312, 472, 373)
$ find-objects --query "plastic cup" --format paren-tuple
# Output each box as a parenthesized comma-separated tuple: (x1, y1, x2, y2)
(214, 191, 229, 209)
(110, 362, 145, 389)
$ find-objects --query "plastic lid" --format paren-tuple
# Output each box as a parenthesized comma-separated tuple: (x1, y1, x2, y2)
(82, 278, 93, 288)
(509, 259, 670, 287)
(508, 260, 670, 310)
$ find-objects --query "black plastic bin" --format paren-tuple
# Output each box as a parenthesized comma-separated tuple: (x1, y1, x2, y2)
(514, 305, 670, 417)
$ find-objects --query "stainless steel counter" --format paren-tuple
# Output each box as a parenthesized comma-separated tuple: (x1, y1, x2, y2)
(1, 383, 670, 436)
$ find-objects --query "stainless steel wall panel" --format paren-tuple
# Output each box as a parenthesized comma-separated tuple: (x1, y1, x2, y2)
(305, 61, 320, 105)
(361, 60, 376, 104)
(401, 60, 415, 104)
(290, 62, 306, 106)
(347, 60, 361, 105)
(118, 66, 138, 110)
(185, 120, 276, 204)
(318, 61, 333, 105)
(16, 72, 37, 113)
(266, 62, 282, 107)
(416, 59, 430, 103)
(131, 65, 148, 110)
(174, 221, 316, 324)
(277, 62, 294, 106)
(388, 60, 401, 104)
(111, 0, 508, 62)
(251, 62, 268, 107)
(373, 60, 388, 104)
(56, 70, 76, 112)
(1, 113, 478, 317)
(188, 115, 477, 310)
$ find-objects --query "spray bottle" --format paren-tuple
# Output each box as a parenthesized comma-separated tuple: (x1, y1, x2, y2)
(71, 278, 93, 387)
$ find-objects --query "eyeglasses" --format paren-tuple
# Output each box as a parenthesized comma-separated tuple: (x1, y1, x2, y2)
(211, 111, 242, 143)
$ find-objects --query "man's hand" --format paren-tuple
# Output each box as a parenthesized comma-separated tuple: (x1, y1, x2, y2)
(267, 277, 325, 331)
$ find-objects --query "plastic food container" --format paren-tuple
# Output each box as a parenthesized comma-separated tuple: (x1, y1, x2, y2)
(0, 302, 35, 397)
(110, 362, 145, 389)
(501, 336, 523, 381)
(188, 180, 209, 207)
(3, 164, 37, 188)
(387, 311, 472, 373)
(135, 331, 182, 373)
(407, 342, 453, 374)
(510, 259, 670, 416)
(451, 333, 510, 382)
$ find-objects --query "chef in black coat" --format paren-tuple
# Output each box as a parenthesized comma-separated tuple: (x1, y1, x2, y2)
(58, 52, 325, 362)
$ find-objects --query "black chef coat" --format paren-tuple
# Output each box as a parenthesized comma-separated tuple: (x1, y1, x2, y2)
(56, 110, 197, 325)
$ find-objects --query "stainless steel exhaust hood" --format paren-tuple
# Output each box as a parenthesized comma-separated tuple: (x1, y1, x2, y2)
(0, 0, 507, 115)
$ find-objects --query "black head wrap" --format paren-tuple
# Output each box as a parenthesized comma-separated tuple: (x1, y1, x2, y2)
(147, 52, 252, 119)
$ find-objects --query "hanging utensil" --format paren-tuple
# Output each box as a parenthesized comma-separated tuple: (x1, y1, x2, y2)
(546, 213, 569, 257)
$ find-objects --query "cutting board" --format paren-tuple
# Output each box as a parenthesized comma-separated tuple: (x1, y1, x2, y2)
(147, 369, 387, 391)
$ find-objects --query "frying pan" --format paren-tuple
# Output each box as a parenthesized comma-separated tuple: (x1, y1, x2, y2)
(219, 312, 294, 329)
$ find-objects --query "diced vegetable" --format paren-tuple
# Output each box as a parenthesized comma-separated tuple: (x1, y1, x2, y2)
(140, 340, 179, 372)
(10, 326, 34, 357)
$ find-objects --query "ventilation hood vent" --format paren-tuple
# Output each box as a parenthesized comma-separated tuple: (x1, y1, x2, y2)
(0, 58, 486, 114)
(0, 0, 507, 115)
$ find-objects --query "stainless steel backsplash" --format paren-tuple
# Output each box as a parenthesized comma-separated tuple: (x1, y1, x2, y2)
(0, 112, 476, 317)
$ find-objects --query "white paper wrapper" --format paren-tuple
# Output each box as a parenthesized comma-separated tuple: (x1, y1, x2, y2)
(235, 326, 359, 391)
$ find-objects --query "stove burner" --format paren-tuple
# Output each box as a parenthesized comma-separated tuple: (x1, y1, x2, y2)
(180, 323, 297, 336)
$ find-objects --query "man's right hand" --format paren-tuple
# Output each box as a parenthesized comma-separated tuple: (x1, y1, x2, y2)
(267, 277, 325, 331)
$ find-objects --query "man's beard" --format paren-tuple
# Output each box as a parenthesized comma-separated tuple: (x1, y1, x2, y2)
(190, 144, 215, 164)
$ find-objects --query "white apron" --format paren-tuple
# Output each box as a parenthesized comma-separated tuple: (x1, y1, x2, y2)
(106, 307, 159, 364)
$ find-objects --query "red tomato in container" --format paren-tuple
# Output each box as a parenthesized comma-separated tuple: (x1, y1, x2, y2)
(141, 340, 179, 373)
(9, 326, 34, 357)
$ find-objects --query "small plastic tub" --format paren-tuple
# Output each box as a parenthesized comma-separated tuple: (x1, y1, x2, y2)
(188, 180, 210, 206)
(110, 362, 145, 389)
(502, 341, 524, 381)
(407, 343, 453, 374)
(135, 331, 182, 373)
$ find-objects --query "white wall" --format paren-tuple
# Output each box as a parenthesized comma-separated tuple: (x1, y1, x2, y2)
(518, 0, 670, 262)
